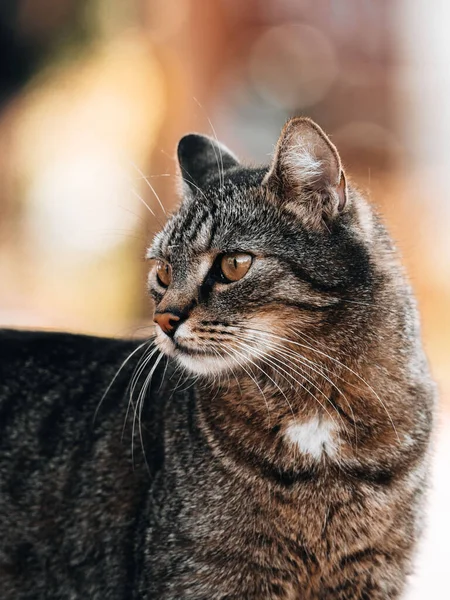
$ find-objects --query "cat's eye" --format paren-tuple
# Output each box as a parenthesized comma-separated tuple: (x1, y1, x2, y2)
(155, 260, 172, 287)
(220, 253, 253, 282)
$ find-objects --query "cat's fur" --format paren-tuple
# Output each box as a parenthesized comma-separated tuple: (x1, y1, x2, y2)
(0, 118, 436, 599)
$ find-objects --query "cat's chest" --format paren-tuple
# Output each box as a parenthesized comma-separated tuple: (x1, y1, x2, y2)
(146, 414, 398, 599)
(148, 477, 382, 600)
(282, 416, 340, 460)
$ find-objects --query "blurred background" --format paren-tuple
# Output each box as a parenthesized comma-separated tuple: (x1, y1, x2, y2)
(0, 0, 448, 595)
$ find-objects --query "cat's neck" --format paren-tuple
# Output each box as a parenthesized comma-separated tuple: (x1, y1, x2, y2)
(194, 354, 412, 483)
(196, 372, 343, 477)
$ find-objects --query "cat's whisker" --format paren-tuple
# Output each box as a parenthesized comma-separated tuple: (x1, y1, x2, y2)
(126, 345, 158, 408)
(159, 148, 211, 204)
(171, 367, 190, 394)
(176, 372, 200, 393)
(238, 330, 358, 449)
(232, 340, 347, 471)
(229, 344, 295, 418)
(224, 356, 233, 395)
(129, 345, 159, 402)
(128, 346, 160, 465)
(158, 355, 170, 392)
(117, 204, 151, 226)
(272, 345, 358, 451)
(135, 173, 172, 179)
(193, 97, 225, 194)
(183, 171, 210, 202)
(289, 326, 399, 443)
(240, 330, 357, 437)
(225, 353, 243, 399)
(131, 188, 165, 229)
(94, 338, 154, 424)
(267, 340, 357, 416)
(239, 339, 346, 424)
(207, 348, 225, 403)
(130, 161, 168, 216)
(244, 326, 400, 443)
(219, 345, 272, 423)
(208, 132, 223, 194)
(129, 347, 160, 456)
(136, 350, 164, 473)
(233, 340, 342, 432)
(282, 347, 358, 449)
(206, 347, 219, 397)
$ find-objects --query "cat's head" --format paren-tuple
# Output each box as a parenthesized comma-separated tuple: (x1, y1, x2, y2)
(148, 117, 380, 377)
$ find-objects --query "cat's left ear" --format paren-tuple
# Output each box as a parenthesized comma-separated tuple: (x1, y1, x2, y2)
(263, 117, 347, 230)
(177, 134, 240, 192)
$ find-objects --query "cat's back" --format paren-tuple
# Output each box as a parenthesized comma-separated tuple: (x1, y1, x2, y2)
(0, 329, 160, 600)
(0, 327, 135, 384)
(0, 328, 152, 418)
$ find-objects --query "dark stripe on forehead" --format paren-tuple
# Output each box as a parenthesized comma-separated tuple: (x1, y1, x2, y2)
(168, 203, 204, 250)
(180, 206, 201, 241)
(161, 216, 180, 256)
(195, 199, 219, 250)
(165, 197, 218, 254)
(162, 216, 188, 256)
(184, 205, 210, 245)
(206, 201, 218, 248)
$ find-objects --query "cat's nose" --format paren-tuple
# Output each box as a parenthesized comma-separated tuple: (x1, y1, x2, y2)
(153, 312, 180, 337)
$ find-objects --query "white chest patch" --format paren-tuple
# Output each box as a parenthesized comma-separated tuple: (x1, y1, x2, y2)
(284, 417, 338, 460)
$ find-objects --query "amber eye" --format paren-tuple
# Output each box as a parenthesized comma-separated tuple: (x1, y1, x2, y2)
(155, 260, 172, 287)
(220, 253, 253, 282)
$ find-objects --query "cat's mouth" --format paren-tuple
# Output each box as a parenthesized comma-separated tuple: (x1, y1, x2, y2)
(153, 318, 275, 377)
(172, 340, 216, 358)
(154, 324, 241, 376)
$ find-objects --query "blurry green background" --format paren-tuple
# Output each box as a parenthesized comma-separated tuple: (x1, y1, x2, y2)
(0, 1, 449, 596)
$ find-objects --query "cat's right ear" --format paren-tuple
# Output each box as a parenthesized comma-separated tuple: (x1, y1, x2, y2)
(177, 134, 240, 192)
(263, 117, 348, 230)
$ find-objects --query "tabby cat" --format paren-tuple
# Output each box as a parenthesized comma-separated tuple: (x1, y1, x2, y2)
(0, 118, 435, 599)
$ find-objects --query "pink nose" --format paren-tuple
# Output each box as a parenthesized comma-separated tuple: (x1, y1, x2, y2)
(154, 312, 180, 336)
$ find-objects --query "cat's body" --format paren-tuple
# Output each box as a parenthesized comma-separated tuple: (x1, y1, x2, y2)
(0, 332, 154, 599)
(0, 118, 435, 599)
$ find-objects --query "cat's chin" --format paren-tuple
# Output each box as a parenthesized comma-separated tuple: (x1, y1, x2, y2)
(174, 351, 236, 377)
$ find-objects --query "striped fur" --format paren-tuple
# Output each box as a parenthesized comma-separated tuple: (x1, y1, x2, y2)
(0, 118, 436, 599)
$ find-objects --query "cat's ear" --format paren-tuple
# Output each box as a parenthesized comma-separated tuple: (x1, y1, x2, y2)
(263, 117, 347, 230)
(177, 134, 240, 192)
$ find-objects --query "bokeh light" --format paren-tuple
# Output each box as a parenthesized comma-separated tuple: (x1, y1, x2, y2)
(249, 24, 338, 110)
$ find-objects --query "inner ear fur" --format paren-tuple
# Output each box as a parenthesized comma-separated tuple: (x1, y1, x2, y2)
(263, 117, 348, 230)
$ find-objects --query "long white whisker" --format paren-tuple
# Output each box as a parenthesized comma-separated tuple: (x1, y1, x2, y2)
(219, 345, 272, 423)
(94, 338, 153, 423)
(229, 345, 295, 417)
(238, 331, 358, 448)
(234, 340, 341, 430)
(131, 161, 168, 216)
(193, 97, 225, 193)
(233, 340, 347, 470)
(158, 355, 170, 391)
(290, 326, 398, 443)
(128, 346, 159, 464)
(131, 188, 165, 229)
(244, 326, 399, 442)
(159, 148, 211, 204)
(137, 351, 164, 473)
